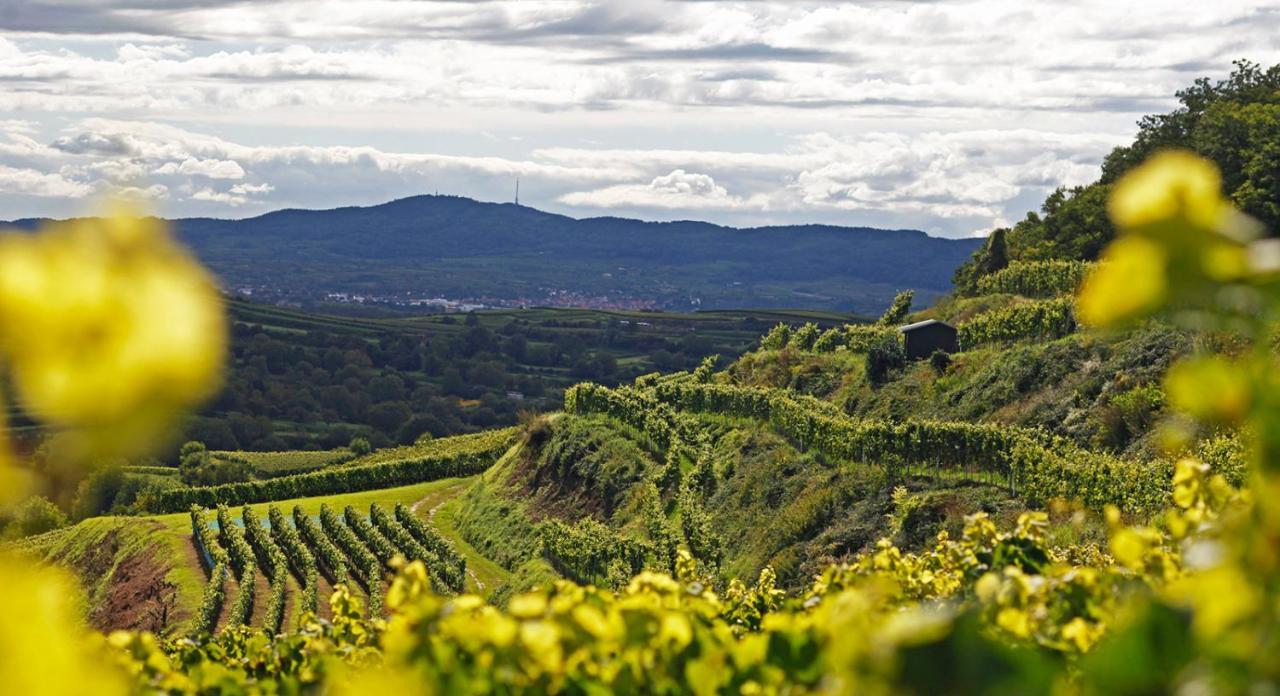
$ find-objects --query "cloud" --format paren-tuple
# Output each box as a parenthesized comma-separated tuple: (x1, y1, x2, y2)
(0, 1, 1277, 237)
(229, 182, 273, 195)
(0, 164, 93, 197)
(561, 169, 742, 210)
(153, 158, 246, 179)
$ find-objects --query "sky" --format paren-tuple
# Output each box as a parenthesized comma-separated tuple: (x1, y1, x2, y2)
(1, 1, 1278, 238)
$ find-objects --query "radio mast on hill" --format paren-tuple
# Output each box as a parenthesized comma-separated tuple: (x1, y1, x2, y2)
(514, 177, 520, 206)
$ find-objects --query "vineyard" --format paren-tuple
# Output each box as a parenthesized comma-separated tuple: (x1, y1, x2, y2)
(974, 259, 1093, 298)
(210, 449, 355, 477)
(183, 498, 476, 633)
(957, 296, 1077, 348)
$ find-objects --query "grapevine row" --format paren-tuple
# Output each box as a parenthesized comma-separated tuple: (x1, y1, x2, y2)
(974, 260, 1093, 298)
(189, 506, 228, 572)
(189, 561, 226, 638)
(293, 506, 349, 586)
(268, 505, 319, 616)
(539, 518, 650, 587)
(344, 506, 397, 565)
(957, 297, 1077, 348)
(215, 504, 255, 579)
(242, 506, 289, 634)
(573, 381, 1176, 515)
(369, 503, 452, 593)
(394, 503, 466, 591)
(223, 564, 255, 630)
(759, 321, 900, 354)
(320, 503, 383, 617)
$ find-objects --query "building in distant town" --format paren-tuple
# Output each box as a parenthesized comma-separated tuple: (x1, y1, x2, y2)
(898, 319, 958, 360)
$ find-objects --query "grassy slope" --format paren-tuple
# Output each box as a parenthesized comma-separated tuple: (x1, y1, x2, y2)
(27, 517, 207, 636)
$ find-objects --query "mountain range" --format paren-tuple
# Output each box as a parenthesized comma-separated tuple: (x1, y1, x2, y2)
(6, 196, 984, 313)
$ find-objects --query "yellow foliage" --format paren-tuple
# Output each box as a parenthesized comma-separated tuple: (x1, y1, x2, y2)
(1076, 236, 1167, 327)
(0, 206, 225, 460)
(1108, 150, 1228, 233)
(0, 556, 128, 696)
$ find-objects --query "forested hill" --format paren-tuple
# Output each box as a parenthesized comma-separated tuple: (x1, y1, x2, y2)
(4, 197, 981, 314)
(953, 60, 1280, 293)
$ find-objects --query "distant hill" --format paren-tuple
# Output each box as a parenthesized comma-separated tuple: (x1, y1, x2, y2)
(5, 195, 982, 313)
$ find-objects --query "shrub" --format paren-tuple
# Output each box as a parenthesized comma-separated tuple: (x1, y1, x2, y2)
(929, 349, 952, 375)
(865, 336, 906, 385)
(759, 323, 791, 350)
(7, 496, 68, 539)
(349, 436, 372, 457)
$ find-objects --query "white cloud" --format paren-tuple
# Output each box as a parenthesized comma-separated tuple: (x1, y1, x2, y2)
(229, 182, 273, 195)
(153, 157, 246, 180)
(562, 169, 742, 210)
(0, 164, 93, 197)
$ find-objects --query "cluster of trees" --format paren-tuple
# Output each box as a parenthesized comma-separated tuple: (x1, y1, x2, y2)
(953, 60, 1280, 289)
(188, 313, 726, 452)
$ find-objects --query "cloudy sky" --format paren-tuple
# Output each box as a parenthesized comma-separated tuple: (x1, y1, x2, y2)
(1, 1, 1277, 238)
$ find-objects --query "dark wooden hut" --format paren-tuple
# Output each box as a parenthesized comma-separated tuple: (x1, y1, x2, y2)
(898, 319, 958, 360)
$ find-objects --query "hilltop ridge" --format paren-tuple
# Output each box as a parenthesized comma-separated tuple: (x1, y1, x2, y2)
(4, 195, 982, 314)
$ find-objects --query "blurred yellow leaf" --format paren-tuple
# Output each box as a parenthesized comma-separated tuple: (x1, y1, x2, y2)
(0, 207, 226, 460)
(1165, 357, 1252, 424)
(0, 556, 129, 696)
(1076, 236, 1167, 327)
(1108, 150, 1226, 233)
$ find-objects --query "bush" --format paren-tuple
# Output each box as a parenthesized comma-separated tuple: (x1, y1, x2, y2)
(929, 350, 952, 375)
(349, 436, 373, 456)
(759, 323, 791, 350)
(865, 337, 906, 385)
(788, 323, 821, 351)
(7, 496, 68, 539)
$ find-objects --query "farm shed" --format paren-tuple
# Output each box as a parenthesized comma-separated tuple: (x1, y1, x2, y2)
(898, 319, 958, 360)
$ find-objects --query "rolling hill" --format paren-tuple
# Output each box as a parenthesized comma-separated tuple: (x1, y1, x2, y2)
(4, 196, 982, 313)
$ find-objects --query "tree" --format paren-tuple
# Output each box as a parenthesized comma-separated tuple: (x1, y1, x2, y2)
(978, 228, 1008, 275)
(178, 441, 250, 486)
(7, 496, 68, 538)
(877, 291, 915, 327)
(349, 436, 373, 456)
(367, 402, 412, 433)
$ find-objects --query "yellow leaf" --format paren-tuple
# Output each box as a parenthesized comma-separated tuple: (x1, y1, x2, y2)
(1076, 236, 1167, 327)
(1108, 150, 1226, 233)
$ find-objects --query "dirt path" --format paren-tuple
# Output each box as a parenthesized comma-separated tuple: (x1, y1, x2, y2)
(247, 568, 272, 629)
(410, 480, 491, 593)
(314, 574, 334, 621)
(212, 573, 238, 633)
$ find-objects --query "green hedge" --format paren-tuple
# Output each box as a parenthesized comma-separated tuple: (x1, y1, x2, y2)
(154, 445, 507, 512)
